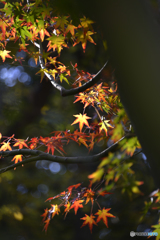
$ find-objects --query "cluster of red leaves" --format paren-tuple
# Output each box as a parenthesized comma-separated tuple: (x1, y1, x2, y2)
(0, 127, 105, 164)
(41, 182, 115, 233)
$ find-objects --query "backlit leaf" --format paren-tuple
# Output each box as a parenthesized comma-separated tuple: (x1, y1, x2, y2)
(81, 214, 97, 233)
(71, 113, 91, 132)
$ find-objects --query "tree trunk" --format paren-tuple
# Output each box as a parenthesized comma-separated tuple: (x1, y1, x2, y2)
(77, 0, 160, 187)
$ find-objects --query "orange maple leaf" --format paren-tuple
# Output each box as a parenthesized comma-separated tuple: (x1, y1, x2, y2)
(0, 19, 7, 39)
(39, 28, 50, 42)
(71, 113, 91, 132)
(65, 24, 77, 36)
(0, 142, 12, 151)
(70, 200, 84, 214)
(64, 201, 71, 219)
(64, 201, 71, 213)
(81, 214, 97, 233)
(11, 154, 23, 164)
(41, 208, 49, 222)
(0, 50, 12, 62)
(43, 218, 50, 232)
(84, 188, 95, 205)
(95, 208, 116, 227)
(13, 139, 28, 149)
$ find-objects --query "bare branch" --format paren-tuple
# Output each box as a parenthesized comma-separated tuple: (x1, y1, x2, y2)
(0, 135, 127, 174)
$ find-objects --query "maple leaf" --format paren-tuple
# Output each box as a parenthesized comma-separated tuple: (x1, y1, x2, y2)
(48, 69, 58, 79)
(73, 30, 96, 52)
(95, 208, 116, 227)
(64, 201, 71, 213)
(65, 23, 77, 36)
(70, 200, 84, 215)
(71, 113, 91, 132)
(84, 188, 95, 205)
(47, 34, 67, 54)
(53, 16, 69, 31)
(97, 189, 112, 197)
(111, 123, 124, 141)
(50, 204, 60, 218)
(0, 50, 12, 62)
(41, 208, 49, 222)
(0, 142, 12, 151)
(73, 93, 87, 105)
(29, 137, 39, 149)
(39, 28, 50, 42)
(67, 183, 81, 194)
(81, 214, 97, 233)
(88, 168, 104, 183)
(120, 137, 141, 156)
(11, 154, 23, 164)
(99, 119, 113, 135)
(0, 19, 7, 39)
(13, 139, 28, 149)
(79, 17, 94, 28)
(43, 218, 50, 232)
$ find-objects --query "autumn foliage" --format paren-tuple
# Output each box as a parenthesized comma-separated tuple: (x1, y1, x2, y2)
(0, 0, 160, 236)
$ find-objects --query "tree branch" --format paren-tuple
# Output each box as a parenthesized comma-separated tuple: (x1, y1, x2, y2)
(35, 39, 108, 96)
(60, 61, 109, 96)
(0, 135, 128, 174)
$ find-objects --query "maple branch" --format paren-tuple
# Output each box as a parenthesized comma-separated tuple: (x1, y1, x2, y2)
(0, 134, 135, 174)
(60, 60, 109, 96)
(34, 39, 108, 96)
(38, 40, 66, 92)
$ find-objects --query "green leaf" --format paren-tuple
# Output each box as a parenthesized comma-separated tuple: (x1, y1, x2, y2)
(59, 73, 69, 84)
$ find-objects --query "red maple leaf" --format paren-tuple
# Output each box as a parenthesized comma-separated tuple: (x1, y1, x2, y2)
(67, 183, 81, 194)
(71, 113, 91, 132)
(29, 137, 39, 149)
(97, 189, 112, 197)
(81, 214, 97, 233)
(70, 200, 84, 214)
(95, 208, 116, 227)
